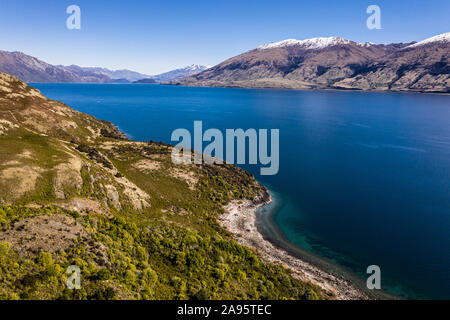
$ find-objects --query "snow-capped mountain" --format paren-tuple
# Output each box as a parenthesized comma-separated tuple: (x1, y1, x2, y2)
(256, 37, 381, 50)
(0, 49, 208, 84)
(406, 32, 450, 48)
(151, 64, 209, 82)
(177, 33, 449, 93)
(257, 37, 354, 50)
(184, 64, 209, 72)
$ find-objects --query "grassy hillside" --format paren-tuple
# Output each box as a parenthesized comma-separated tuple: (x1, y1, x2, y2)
(0, 72, 326, 300)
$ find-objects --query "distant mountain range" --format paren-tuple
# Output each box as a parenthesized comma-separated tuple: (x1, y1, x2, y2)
(0, 51, 111, 83)
(1, 32, 448, 92)
(131, 65, 209, 84)
(57, 65, 151, 82)
(0, 50, 207, 83)
(150, 64, 209, 82)
(176, 32, 450, 93)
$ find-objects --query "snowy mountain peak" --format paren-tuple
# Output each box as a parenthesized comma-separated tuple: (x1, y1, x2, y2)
(361, 42, 375, 47)
(257, 37, 356, 50)
(184, 64, 208, 71)
(406, 32, 450, 48)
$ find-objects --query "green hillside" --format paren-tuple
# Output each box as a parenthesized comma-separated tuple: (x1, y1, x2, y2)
(0, 72, 325, 300)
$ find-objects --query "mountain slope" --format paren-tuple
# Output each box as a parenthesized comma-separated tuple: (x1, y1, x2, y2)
(0, 72, 327, 300)
(334, 34, 450, 92)
(176, 33, 449, 92)
(0, 51, 151, 83)
(0, 49, 209, 84)
(406, 32, 450, 48)
(0, 51, 114, 83)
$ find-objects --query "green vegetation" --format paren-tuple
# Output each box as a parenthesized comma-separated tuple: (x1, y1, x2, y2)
(0, 73, 326, 300)
(0, 205, 324, 300)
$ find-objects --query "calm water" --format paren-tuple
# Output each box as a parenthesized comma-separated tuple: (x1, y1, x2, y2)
(32, 83, 450, 299)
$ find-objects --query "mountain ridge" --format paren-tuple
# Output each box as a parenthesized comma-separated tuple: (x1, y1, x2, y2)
(257, 37, 373, 50)
(0, 50, 113, 83)
(175, 32, 450, 93)
(0, 50, 207, 84)
(57, 65, 151, 82)
(151, 64, 209, 82)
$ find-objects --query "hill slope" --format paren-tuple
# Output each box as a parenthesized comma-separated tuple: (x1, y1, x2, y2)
(0, 51, 115, 83)
(0, 50, 209, 84)
(0, 72, 327, 300)
(176, 33, 450, 93)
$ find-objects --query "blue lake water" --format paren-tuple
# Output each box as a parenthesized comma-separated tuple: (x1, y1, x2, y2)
(32, 83, 450, 299)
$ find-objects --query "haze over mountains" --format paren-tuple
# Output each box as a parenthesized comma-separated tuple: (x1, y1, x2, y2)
(0, 50, 207, 84)
(177, 32, 450, 93)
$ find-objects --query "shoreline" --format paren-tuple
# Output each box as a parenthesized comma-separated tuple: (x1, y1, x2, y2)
(220, 187, 399, 300)
(167, 82, 450, 96)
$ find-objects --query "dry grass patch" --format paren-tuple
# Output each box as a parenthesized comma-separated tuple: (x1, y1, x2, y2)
(17, 149, 34, 160)
(132, 159, 161, 173)
(0, 165, 43, 199)
(0, 119, 18, 135)
(53, 157, 84, 199)
(113, 176, 151, 211)
(54, 198, 112, 217)
(170, 167, 198, 190)
(0, 213, 88, 258)
(100, 140, 147, 151)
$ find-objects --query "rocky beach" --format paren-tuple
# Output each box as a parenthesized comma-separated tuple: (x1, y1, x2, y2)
(221, 188, 378, 300)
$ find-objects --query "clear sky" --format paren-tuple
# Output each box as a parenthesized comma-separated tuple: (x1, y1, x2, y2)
(0, 0, 448, 74)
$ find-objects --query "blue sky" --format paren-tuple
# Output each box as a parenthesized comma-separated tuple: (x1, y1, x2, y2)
(0, 0, 448, 74)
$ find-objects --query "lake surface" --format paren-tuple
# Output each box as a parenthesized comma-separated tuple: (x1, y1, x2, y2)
(32, 83, 450, 299)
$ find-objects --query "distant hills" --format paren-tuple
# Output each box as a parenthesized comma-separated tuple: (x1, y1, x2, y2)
(133, 78, 158, 84)
(150, 64, 209, 82)
(176, 32, 450, 93)
(0, 50, 207, 84)
(132, 65, 209, 83)
(0, 51, 112, 83)
(57, 65, 151, 82)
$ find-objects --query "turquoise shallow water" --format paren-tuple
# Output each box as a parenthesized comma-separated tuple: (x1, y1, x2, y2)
(32, 83, 450, 299)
